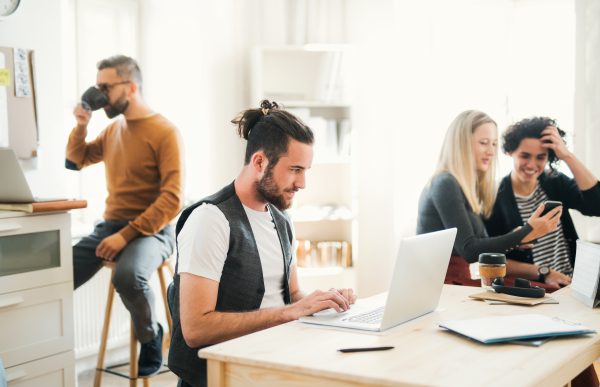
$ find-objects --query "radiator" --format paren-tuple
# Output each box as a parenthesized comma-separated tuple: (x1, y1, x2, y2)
(74, 266, 173, 359)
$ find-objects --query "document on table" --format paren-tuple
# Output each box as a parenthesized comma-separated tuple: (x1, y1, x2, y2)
(571, 240, 600, 308)
(439, 314, 595, 344)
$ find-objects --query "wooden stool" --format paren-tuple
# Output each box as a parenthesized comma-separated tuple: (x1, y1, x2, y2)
(94, 258, 175, 387)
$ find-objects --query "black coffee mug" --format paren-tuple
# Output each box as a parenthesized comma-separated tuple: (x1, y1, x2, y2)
(81, 86, 108, 112)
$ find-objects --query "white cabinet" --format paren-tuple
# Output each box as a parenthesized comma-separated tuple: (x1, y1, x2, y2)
(0, 211, 75, 387)
(0, 212, 73, 294)
(5, 351, 75, 387)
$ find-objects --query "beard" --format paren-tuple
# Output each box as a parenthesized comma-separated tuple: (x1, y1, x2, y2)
(103, 92, 129, 119)
(254, 167, 297, 211)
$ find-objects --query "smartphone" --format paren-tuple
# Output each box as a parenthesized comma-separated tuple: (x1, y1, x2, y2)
(540, 200, 562, 217)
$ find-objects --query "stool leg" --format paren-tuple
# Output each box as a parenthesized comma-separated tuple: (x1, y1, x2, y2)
(94, 272, 116, 387)
(166, 260, 175, 278)
(130, 319, 138, 387)
(157, 266, 173, 352)
(143, 378, 150, 387)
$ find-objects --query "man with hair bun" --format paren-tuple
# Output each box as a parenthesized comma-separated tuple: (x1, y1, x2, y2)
(66, 55, 185, 378)
(169, 100, 357, 387)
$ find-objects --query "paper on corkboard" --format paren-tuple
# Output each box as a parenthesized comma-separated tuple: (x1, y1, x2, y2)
(0, 46, 38, 159)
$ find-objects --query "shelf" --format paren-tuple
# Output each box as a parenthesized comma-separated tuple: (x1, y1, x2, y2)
(277, 101, 351, 108)
(253, 45, 356, 288)
(292, 215, 353, 223)
(258, 44, 354, 52)
(297, 266, 353, 277)
(313, 156, 351, 164)
(290, 206, 353, 222)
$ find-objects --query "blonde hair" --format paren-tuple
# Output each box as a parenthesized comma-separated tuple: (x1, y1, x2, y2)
(431, 110, 498, 218)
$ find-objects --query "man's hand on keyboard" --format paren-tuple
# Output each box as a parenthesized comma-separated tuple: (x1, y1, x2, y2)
(330, 288, 358, 305)
(287, 288, 357, 319)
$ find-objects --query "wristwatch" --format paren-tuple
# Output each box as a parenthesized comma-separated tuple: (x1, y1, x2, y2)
(538, 266, 550, 283)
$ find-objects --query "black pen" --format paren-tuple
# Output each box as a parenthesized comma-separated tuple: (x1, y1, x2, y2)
(338, 346, 394, 353)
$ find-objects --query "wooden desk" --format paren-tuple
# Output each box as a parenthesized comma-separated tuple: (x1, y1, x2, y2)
(199, 285, 600, 387)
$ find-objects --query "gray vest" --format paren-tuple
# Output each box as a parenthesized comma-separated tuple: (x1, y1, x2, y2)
(168, 181, 294, 387)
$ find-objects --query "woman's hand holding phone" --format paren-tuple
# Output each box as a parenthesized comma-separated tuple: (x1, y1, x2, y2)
(540, 200, 562, 217)
(522, 202, 563, 244)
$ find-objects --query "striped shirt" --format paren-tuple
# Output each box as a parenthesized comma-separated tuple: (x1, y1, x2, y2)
(514, 184, 573, 276)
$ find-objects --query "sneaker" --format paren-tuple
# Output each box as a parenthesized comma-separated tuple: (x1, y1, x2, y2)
(138, 323, 163, 378)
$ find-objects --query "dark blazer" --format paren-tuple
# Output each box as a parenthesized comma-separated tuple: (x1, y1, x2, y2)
(484, 171, 600, 267)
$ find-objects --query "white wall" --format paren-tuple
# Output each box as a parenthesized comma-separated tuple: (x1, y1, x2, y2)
(0, 0, 66, 198)
(346, 0, 399, 297)
(140, 0, 250, 202)
(573, 0, 600, 242)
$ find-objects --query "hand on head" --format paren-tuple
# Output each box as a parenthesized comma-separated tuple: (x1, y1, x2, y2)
(540, 126, 570, 160)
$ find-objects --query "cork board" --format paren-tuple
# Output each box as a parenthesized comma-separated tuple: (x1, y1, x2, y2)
(0, 46, 38, 159)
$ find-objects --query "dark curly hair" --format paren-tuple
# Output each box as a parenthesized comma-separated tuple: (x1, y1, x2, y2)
(232, 100, 314, 169)
(502, 117, 566, 172)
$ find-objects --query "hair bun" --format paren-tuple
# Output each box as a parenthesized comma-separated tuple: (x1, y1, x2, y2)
(260, 100, 279, 115)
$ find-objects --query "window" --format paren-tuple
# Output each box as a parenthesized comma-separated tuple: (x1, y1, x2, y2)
(393, 0, 575, 234)
(65, 0, 140, 236)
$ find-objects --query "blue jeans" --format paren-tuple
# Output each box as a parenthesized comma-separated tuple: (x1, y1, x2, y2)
(73, 220, 175, 343)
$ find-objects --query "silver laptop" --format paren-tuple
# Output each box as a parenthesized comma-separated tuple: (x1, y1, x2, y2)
(299, 228, 457, 332)
(0, 149, 67, 203)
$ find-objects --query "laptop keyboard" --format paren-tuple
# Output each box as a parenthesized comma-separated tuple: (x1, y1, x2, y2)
(342, 306, 385, 324)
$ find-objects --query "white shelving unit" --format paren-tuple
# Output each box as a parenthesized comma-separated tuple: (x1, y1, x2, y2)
(251, 45, 357, 293)
(0, 211, 76, 387)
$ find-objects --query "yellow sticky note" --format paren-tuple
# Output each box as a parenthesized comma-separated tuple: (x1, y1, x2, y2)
(0, 69, 10, 86)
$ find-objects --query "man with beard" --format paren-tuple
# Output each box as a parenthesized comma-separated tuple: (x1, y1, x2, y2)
(169, 101, 357, 387)
(66, 55, 185, 377)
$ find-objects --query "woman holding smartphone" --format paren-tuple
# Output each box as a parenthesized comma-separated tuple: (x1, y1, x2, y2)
(417, 111, 561, 280)
(484, 117, 600, 287)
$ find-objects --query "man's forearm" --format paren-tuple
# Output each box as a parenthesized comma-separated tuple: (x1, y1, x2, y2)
(122, 190, 182, 241)
(65, 125, 88, 165)
(506, 259, 539, 280)
(563, 153, 598, 191)
(186, 305, 296, 347)
(291, 289, 307, 303)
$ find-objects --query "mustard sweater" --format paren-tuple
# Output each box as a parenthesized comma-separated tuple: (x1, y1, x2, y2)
(66, 113, 185, 242)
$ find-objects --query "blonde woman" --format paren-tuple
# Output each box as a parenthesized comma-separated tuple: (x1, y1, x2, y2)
(416, 110, 561, 268)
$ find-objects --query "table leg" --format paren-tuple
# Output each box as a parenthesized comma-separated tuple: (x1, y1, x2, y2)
(207, 359, 225, 387)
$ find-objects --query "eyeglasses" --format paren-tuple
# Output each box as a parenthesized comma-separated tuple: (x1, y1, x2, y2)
(96, 81, 131, 94)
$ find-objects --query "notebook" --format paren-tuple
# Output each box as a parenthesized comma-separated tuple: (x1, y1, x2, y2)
(469, 291, 553, 306)
(439, 314, 595, 344)
(571, 240, 600, 308)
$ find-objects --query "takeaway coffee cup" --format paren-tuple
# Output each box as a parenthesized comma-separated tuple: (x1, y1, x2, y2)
(81, 86, 108, 112)
(479, 253, 506, 292)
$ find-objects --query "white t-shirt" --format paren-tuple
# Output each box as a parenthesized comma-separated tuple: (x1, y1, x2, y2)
(177, 203, 296, 309)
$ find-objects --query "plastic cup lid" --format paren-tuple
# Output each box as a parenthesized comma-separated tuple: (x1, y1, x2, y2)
(478, 253, 506, 264)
